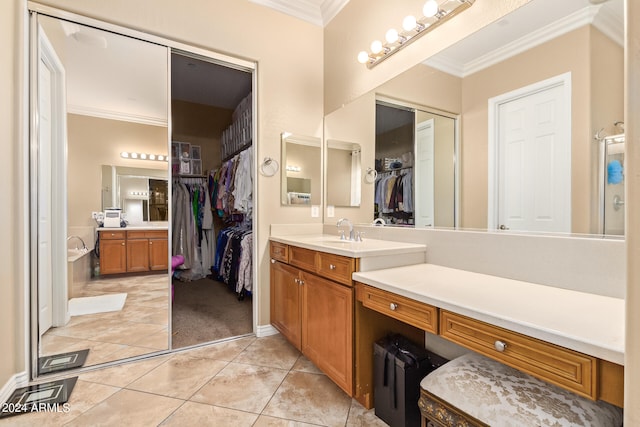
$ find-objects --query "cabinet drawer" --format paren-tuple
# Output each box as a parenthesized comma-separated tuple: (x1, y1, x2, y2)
(356, 283, 437, 333)
(439, 310, 597, 399)
(270, 241, 289, 263)
(127, 230, 167, 239)
(288, 246, 317, 272)
(100, 230, 126, 240)
(317, 252, 355, 286)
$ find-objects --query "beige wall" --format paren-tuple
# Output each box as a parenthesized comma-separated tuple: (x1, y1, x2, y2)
(1, 0, 24, 393)
(626, 1, 640, 420)
(67, 114, 168, 228)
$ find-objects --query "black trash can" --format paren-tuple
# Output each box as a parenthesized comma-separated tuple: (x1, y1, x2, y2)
(374, 334, 449, 427)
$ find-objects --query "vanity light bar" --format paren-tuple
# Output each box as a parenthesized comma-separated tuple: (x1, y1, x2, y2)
(120, 152, 169, 161)
(358, 0, 475, 69)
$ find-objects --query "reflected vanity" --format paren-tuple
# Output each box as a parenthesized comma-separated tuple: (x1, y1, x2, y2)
(281, 133, 322, 206)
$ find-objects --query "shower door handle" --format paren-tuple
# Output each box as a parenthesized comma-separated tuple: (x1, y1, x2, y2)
(499, 224, 509, 230)
(613, 195, 625, 211)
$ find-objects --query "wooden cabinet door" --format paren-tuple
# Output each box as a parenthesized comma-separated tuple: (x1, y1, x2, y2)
(302, 272, 353, 395)
(148, 238, 168, 270)
(100, 239, 127, 274)
(127, 239, 150, 272)
(270, 260, 302, 350)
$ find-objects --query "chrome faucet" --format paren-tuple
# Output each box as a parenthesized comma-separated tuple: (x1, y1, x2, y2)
(67, 235, 88, 252)
(336, 218, 354, 241)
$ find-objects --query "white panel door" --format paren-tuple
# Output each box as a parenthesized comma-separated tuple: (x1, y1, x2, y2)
(38, 56, 53, 335)
(497, 82, 571, 232)
(415, 119, 435, 227)
(37, 24, 68, 336)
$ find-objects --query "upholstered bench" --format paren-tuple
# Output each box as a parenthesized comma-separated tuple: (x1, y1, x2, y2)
(418, 352, 623, 427)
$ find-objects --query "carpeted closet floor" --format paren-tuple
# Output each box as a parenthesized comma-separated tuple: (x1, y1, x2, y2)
(171, 278, 252, 348)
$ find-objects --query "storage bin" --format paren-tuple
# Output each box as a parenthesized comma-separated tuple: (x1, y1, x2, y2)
(374, 334, 448, 427)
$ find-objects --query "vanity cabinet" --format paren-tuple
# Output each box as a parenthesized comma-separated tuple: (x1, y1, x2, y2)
(99, 230, 127, 274)
(270, 241, 356, 395)
(99, 229, 168, 275)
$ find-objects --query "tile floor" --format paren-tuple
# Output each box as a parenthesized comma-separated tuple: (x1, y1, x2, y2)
(41, 274, 170, 367)
(2, 335, 389, 427)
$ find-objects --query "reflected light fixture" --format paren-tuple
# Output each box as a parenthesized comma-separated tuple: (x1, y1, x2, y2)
(120, 151, 169, 161)
(358, 0, 475, 69)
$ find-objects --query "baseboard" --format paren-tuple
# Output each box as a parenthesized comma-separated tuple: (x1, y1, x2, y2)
(0, 371, 28, 404)
(256, 324, 279, 337)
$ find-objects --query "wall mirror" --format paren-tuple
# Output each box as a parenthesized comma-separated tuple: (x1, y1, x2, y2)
(281, 133, 322, 206)
(325, 0, 624, 237)
(375, 100, 457, 227)
(32, 13, 170, 377)
(326, 140, 361, 207)
(101, 165, 169, 223)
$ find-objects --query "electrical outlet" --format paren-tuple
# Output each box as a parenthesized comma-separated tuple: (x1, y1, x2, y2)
(311, 205, 320, 218)
(327, 205, 335, 217)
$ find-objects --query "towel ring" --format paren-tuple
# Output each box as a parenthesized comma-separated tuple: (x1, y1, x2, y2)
(364, 167, 377, 183)
(260, 157, 279, 177)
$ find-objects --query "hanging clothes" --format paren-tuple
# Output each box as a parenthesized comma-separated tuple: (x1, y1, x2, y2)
(213, 226, 253, 297)
(172, 177, 214, 281)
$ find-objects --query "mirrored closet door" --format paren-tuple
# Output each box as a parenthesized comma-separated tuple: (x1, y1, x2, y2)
(32, 12, 171, 376)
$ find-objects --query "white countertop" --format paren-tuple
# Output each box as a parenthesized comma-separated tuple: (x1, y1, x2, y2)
(98, 225, 168, 231)
(270, 234, 426, 258)
(353, 263, 625, 365)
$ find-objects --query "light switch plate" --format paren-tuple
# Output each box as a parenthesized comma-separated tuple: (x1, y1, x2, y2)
(311, 205, 320, 217)
(327, 205, 335, 217)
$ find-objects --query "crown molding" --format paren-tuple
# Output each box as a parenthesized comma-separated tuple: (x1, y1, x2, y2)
(425, 5, 613, 78)
(249, 0, 349, 27)
(67, 105, 168, 127)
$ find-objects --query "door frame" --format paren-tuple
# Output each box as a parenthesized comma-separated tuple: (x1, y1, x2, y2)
(487, 72, 572, 231)
(27, 3, 259, 379)
(31, 18, 69, 343)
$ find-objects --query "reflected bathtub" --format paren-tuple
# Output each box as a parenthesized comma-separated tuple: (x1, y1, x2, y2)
(67, 249, 91, 299)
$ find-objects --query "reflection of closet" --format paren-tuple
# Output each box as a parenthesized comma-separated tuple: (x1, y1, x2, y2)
(170, 52, 254, 348)
(375, 103, 415, 226)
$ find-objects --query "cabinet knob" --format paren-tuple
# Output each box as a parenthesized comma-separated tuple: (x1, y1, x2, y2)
(271, 259, 276, 264)
(149, 241, 153, 245)
(389, 303, 398, 311)
(494, 340, 507, 352)
(329, 264, 336, 270)
(121, 242, 125, 246)
(111, 233, 115, 237)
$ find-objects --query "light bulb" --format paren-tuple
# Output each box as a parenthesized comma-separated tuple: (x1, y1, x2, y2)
(370, 40, 383, 54)
(131, 152, 138, 159)
(403, 15, 417, 31)
(423, 0, 439, 18)
(149, 154, 156, 160)
(120, 152, 129, 158)
(357, 51, 370, 64)
(157, 155, 165, 161)
(140, 153, 147, 160)
(385, 28, 399, 44)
